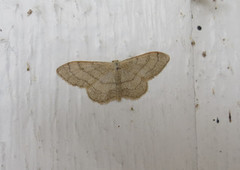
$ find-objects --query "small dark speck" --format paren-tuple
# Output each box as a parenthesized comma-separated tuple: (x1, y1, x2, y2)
(180, 12, 185, 17)
(195, 104, 199, 109)
(27, 63, 30, 71)
(227, 66, 230, 69)
(217, 118, 219, 123)
(197, 26, 202, 31)
(215, 7, 217, 10)
(229, 111, 232, 122)
(118, 125, 120, 128)
(213, 119, 215, 121)
(202, 51, 206, 57)
(212, 88, 215, 95)
(191, 40, 196, 46)
(219, 150, 222, 153)
(131, 107, 134, 111)
(222, 38, 226, 41)
(0, 29, 2, 32)
(27, 9, 33, 16)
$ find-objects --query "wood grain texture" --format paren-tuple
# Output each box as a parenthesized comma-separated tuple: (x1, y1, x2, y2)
(4, 0, 240, 170)
(192, 1, 240, 170)
(0, 0, 197, 169)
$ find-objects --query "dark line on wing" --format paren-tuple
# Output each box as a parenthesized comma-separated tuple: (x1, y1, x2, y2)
(122, 77, 143, 90)
(62, 65, 91, 86)
(145, 54, 159, 75)
(94, 66, 106, 75)
(76, 63, 116, 85)
(77, 63, 99, 80)
(90, 86, 117, 94)
(121, 55, 151, 84)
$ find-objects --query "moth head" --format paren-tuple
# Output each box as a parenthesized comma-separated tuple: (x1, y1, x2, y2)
(112, 60, 120, 70)
(112, 60, 119, 63)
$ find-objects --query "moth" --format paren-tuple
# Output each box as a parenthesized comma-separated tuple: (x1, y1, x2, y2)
(57, 51, 170, 104)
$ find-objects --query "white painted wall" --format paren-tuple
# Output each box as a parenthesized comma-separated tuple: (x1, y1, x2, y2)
(192, 0, 240, 170)
(0, 0, 239, 170)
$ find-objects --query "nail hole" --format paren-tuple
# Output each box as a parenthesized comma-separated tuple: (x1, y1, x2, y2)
(197, 26, 202, 31)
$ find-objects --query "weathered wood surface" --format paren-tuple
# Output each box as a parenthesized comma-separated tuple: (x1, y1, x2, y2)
(0, 0, 239, 170)
(192, 0, 240, 170)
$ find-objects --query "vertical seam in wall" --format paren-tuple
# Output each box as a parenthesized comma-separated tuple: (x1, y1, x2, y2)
(190, 1, 199, 170)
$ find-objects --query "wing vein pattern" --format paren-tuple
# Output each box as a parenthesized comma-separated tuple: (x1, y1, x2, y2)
(57, 51, 170, 104)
